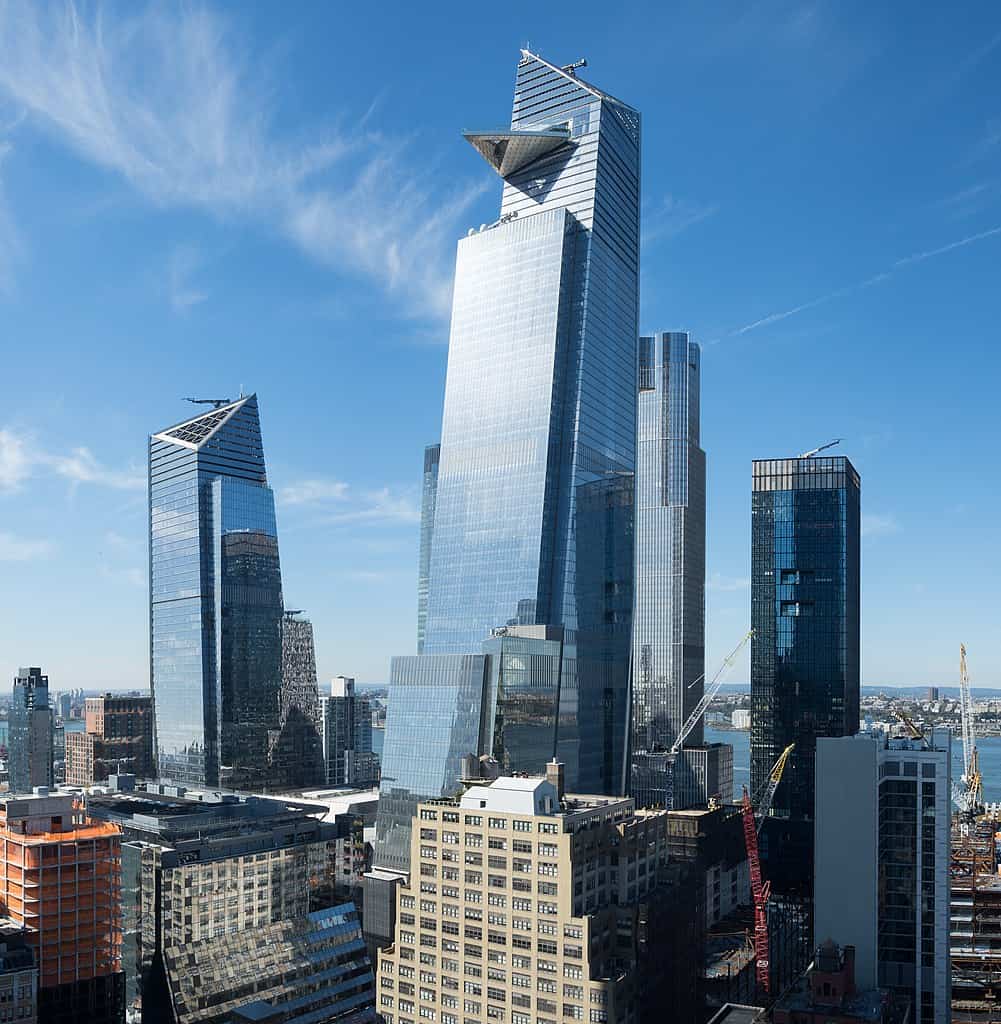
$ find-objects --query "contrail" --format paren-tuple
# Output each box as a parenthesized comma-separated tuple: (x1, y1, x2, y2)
(726, 224, 1001, 340)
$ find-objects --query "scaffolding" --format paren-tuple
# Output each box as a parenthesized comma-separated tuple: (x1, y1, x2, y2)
(951, 813, 1001, 1021)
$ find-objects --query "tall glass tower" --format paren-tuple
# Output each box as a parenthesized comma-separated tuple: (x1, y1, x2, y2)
(9, 667, 53, 794)
(149, 395, 285, 788)
(750, 454, 860, 895)
(416, 443, 440, 655)
(420, 50, 640, 793)
(630, 332, 722, 809)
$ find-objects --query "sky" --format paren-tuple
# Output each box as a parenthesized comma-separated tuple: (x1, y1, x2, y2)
(0, 1, 999, 691)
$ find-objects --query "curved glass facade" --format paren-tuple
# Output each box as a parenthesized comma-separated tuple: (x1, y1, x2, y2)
(149, 396, 284, 787)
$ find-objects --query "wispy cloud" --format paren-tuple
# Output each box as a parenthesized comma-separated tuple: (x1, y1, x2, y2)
(278, 476, 419, 526)
(0, 141, 19, 294)
(279, 479, 350, 506)
(0, 428, 143, 493)
(715, 225, 1001, 342)
(0, 530, 54, 561)
(861, 513, 899, 538)
(168, 244, 208, 312)
(99, 564, 145, 588)
(643, 194, 719, 245)
(0, 428, 31, 489)
(0, 3, 483, 318)
(707, 573, 751, 592)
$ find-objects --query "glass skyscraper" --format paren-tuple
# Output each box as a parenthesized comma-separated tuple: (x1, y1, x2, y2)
(419, 49, 640, 793)
(629, 332, 710, 807)
(9, 667, 53, 795)
(750, 454, 860, 893)
(149, 395, 285, 788)
(416, 443, 439, 655)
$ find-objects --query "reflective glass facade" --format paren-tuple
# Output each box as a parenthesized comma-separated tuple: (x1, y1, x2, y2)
(750, 455, 861, 825)
(630, 332, 706, 806)
(9, 667, 53, 795)
(374, 627, 566, 874)
(419, 51, 640, 793)
(374, 655, 488, 873)
(481, 626, 563, 777)
(149, 396, 285, 787)
(416, 443, 439, 655)
(272, 613, 324, 789)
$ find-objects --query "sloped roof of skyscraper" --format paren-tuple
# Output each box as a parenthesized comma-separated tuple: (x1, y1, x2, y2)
(518, 50, 640, 140)
(153, 395, 254, 450)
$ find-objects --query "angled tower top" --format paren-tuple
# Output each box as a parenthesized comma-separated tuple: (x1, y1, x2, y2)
(153, 395, 254, 450)
(463, 51, 639, 181)
(463, 127, 573, 178)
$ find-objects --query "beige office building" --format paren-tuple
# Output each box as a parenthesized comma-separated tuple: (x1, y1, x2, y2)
(376, 766, 679, 1024)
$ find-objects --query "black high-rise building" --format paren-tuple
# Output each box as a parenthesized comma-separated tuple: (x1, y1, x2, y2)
(750, 454, 860, 896)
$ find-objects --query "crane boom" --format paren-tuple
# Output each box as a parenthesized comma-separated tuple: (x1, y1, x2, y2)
(184, 397, 233, 409)
(799, 438, 841, 458)
(669, 629, 754, 757)
(755, 743, 794, 835)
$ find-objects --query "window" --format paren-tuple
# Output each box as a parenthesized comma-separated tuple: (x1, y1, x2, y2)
(780, 600, 814, 616)
(638, 336, 654, 391)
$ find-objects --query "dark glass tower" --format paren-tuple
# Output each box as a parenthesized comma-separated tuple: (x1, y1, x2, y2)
(418, 50, 640, 793)
(149, 395, 285, 788)
(750, 455, 860, 894)
(9, 667, 53, 794)
(272, 612, 324, 789)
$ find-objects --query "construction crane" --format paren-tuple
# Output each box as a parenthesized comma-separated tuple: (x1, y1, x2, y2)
(669, 629, 755, 759)
(799, 438, 841, 458)
(894, 709, 924, 741)
(754, 743, 794, 835)
(739, 744, 794, 999)
(959, 644, 984, 814)
(184, 397, 232, 409)
(630, 629, 754, 810)
(892, 710, 975, 813)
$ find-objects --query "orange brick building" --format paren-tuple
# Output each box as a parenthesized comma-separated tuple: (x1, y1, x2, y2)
(0, 793, 124, 1023)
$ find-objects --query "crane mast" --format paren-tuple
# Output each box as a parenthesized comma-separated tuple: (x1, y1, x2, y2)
(959, 644, 983, 814)
(739, 745, 794, 999)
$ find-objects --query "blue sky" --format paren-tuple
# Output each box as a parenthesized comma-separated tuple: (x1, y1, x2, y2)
(0, 1, 999, 690)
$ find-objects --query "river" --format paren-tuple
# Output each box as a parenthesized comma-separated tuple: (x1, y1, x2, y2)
(705, 726, 1001, 803)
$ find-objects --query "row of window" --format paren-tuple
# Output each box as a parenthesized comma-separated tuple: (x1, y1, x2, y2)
(419, 809, 560, 836)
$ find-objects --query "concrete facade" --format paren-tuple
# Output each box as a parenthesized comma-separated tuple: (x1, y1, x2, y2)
(815, 729, 951, 1024)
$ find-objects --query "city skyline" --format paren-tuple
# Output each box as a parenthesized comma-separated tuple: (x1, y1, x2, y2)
(1, 5, 1000, 691)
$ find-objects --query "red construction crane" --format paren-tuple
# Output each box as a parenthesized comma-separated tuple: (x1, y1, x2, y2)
(740, 743, 794, 998)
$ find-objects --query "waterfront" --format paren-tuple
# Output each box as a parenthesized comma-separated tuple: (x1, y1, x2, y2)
(706, 726, 1001, 805)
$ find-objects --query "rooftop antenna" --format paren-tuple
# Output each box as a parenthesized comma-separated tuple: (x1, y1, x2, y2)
(184, 397, 232, 410)
(799, 438, 841, 459)
(562, 58, 587, 75)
